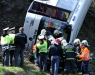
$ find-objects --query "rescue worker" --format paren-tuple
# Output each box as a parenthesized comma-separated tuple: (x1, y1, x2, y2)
(73, 38, 82, 75)
(33, 29, 47, 66)
(39, 29, 47, 40)
(48, 38, 63, 75)
(63, 42, 77, 75)
(36, 35, 48, 71)
(48, 35, 55, 45)
(77, 40, 90, 75)
(1, 27, 11, 66)
(53, 30, 62, 39)
(61, 39, 68, 49)
(61, 39, 68, 71)
(9, 27, 15, 66)
(14, 27, 27, 67)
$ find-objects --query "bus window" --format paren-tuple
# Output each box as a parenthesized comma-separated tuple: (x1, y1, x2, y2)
(28, 1, 71, 21)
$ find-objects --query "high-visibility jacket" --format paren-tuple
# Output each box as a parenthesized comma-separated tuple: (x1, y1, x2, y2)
(9, 34, 15, 44)
(37, 41, 48, 53)
(78, 47, 90, 61)
(9, 33, 15, 50)
(64, 44, 76, 60)
(1, 35, 11, 45)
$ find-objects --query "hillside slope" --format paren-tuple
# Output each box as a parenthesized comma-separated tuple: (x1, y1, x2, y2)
(0, 0, 95, 49)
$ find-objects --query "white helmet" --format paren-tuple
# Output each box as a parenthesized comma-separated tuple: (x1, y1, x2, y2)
(81, 40, 89, 46)
(40, 29, 46, 36)
(61, 39, 67, 46)
(54, 30, 59, 34)
(74, 38, 80, 44)
(48, 35, 55, 41)
(3, 27, 9, 31)
(39, 35, 44, 39)
(48, 35, 55, 44)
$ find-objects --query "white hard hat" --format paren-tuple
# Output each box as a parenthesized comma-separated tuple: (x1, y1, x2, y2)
(74, 38, 80, 44)
(48, 35, 55, 44)
(81, 40, 89, 46)
(40, 29, 46, 36)
(58, 37, 64, 41)
(54, 30, 59, 34)
(9, 27, 15, 31)
(48, 35, 55, 41)
(61, 39, 67, 46)
(3, 27, 9, 31)
(39, 35, 44, 39)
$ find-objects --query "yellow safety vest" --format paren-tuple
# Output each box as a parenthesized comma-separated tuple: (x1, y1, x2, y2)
(9, 34, 15, 44)
(1, 35, 11, 45)
(37, 41, 48, 53)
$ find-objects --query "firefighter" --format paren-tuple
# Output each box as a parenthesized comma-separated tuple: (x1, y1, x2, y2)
(1, 27, 11, 66)
(61, 39, 68, 72)
(36, 35, 48, 72)
(74, 38, 82, 75)
(77, 40, 90, 75)
(53, 30, 62, 39)
(48, 38, 63, 75)
(61, 39, 68, 49)
(63, 42, 77, 75)
(9, 27, 15, 66)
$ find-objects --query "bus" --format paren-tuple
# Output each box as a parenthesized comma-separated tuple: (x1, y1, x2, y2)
(23, 0, 92, 49)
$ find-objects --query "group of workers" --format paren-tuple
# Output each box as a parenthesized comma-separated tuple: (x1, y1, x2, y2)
(0, 27, 27, 67)
(32, 22, 91, 75)
(0, 23, 91, 75)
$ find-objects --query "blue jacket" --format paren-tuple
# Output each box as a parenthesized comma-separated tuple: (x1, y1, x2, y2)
(15, 32, 27, 49)
(64, 43, 76, 60)
(49, 44, 63, 59)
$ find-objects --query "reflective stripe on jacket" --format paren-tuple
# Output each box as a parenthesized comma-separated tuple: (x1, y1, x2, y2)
(64, 44, 76, 60)
(78, 47, 90, 61)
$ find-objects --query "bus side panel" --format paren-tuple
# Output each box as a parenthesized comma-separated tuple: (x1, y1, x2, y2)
(27, 15, 43, 48)
(24, 13, 43, 48)
(69, 0, 92, 42)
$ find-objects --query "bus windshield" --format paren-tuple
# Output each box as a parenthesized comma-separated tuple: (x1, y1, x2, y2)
(36, 17, 71, 42)
(28, 1, 71, 21)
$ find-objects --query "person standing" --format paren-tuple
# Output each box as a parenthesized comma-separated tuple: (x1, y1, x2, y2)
(1, 27, 11, 66)
(14, 27, 27, 67)
(9, 27, 16, 66)
(48, 38, 63, 75)
(36, 35, 48, 72)
(77, 40, 90, 75)
(73, 38, 82, 75)
(63, 42, 77, 75)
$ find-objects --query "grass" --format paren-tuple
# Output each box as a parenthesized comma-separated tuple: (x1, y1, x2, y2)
(0, 58, 48, 75)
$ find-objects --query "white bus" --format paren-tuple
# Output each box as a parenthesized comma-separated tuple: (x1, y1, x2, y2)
(23, 0, 92, 49)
